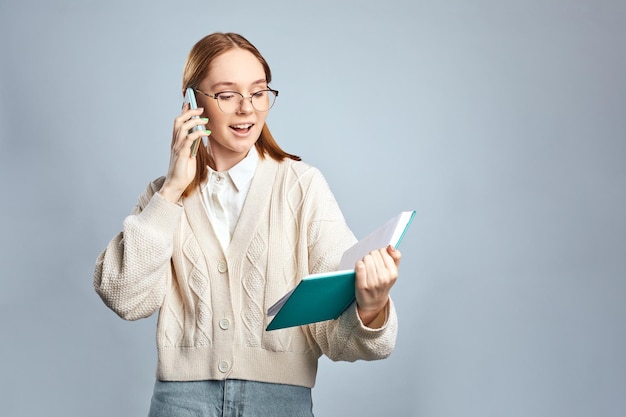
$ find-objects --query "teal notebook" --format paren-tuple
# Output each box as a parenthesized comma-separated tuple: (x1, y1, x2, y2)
(266, 210, 416, 331)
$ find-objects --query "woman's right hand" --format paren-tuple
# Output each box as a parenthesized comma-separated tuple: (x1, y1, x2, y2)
(160, 104, 210, 203)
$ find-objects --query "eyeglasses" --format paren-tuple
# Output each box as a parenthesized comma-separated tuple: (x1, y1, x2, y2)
(194, 88, 279, 113)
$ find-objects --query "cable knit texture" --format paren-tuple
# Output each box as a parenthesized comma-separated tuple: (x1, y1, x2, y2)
(94, 157, 398, 388)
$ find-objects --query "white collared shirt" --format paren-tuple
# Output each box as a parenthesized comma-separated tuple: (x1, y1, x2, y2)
(200, 148, 259, 251)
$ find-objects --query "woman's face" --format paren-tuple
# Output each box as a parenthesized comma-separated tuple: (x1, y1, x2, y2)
(196, 48, 269, 170)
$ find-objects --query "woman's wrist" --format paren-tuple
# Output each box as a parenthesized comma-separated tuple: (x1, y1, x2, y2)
(159, 182, 184, 203)
(357, 299, 389, 329)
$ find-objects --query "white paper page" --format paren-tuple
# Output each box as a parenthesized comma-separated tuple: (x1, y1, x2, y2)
(338, 211, 413, 270)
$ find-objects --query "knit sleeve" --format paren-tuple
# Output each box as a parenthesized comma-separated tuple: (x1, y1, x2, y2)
(307, 299, 398, 362)
(93, 178, 182, 321)
(300, 168, 398, 361)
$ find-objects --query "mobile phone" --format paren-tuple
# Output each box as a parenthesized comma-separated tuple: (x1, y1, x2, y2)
(183, 87, 208, 156)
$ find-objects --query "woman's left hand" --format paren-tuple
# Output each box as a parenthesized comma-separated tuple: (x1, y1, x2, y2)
(354, 245, 402, 328)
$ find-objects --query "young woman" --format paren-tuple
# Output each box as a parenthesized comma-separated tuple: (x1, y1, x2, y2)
(94, 32, 401, 417)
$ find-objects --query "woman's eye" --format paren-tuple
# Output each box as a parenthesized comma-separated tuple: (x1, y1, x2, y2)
(218, 93, 236, 101)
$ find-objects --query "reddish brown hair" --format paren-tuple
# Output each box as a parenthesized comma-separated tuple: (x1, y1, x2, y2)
(181, 32, 300, 197)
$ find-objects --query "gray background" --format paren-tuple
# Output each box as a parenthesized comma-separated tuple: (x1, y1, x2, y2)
(1, 0, 625, 416)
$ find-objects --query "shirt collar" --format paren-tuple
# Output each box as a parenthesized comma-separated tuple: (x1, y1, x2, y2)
(228, 146, 259, 191)
(203, 147, 259, 192)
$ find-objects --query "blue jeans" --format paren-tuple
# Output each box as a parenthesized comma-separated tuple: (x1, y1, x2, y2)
(147, 379, 314, 417)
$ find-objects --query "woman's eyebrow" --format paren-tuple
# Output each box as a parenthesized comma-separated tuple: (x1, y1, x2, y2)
(210, 79, 267, 91)
(209, 81, 236, 90)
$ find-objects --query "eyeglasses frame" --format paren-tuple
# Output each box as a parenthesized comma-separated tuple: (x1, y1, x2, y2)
(194, 88, 279, 113)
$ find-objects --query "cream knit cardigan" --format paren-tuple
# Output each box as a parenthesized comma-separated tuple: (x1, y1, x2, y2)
(94, 156, 397, 388)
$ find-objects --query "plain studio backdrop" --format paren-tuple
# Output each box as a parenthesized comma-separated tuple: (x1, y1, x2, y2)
(1, 1, 625, 416)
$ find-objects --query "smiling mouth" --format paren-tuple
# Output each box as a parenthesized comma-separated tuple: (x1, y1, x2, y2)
(230, 123, 254, 133)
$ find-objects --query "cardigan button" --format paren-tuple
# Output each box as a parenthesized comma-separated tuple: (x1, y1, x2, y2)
(217, 261, 227, 273)
(218, 360, 230, 373)
(219, 318, 230, 330)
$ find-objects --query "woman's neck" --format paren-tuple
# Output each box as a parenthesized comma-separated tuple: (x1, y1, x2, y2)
(210, 148, 252, 172)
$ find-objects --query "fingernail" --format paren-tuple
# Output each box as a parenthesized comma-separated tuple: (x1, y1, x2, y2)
(201, 118, 209, 122)
(205, 130, 212, 135)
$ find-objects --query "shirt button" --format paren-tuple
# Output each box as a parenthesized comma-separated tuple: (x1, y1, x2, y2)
(218, 360, 230, 373)
(217, 261, 227, 273)
(219, 318, 230, 330)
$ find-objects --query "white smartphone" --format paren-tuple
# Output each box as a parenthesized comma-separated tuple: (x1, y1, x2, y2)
(183, 87, 208, 156)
